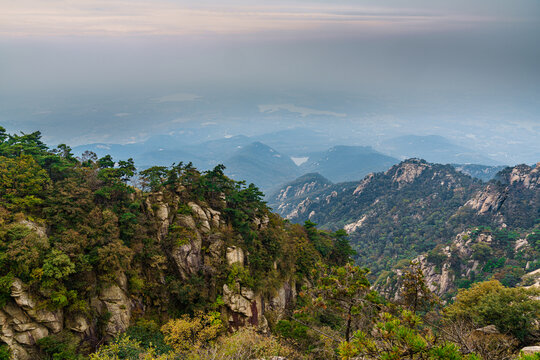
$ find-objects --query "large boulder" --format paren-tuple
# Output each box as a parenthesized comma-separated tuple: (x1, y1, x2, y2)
(521, 346, 540, 355)
(94, 284, 131, 337)
(10, 279, 63, 333)
(226, 246, 244, 266)
(223, 283, 264, 329)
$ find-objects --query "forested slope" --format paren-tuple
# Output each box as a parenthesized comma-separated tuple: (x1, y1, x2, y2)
(0, 128, 351, 359)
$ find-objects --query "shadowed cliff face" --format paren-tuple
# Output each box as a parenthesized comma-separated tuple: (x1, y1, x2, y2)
(464, 162, 540, 228)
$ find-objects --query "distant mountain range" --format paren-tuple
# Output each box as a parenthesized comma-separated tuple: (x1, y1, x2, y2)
(223, 142, 301, 192)
(74, 130, 509, 193)
(377, 135, 501, 165)
(452, 164, 507, 182)
(299, 145, 399, 182)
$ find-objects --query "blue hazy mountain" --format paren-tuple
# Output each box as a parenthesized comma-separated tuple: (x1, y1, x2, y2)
(222, 142, 301, 193)
(452, 164, 508, 182)
(378, 135, 500, 165)
(300, 145, 399, 182)
(251, 128, 334, 156)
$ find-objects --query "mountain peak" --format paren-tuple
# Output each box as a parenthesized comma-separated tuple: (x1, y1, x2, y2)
(386, 159, 431, 187)
(300, 145, 399, 182)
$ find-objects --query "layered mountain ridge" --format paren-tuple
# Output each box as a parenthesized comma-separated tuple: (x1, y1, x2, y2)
(270, 159, 540, 284)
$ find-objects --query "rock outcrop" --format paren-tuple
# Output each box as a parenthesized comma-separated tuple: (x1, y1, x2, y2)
(463, 162, 539, 227)
(376, 227, 538, 300)
(389, 159, 430, 188)
(506, 163, 540, 190)
(1, 280, 64, 360)
(464, 184, 507, 215)
(93, 284, 131, 337)
(521, 346, 540, 355)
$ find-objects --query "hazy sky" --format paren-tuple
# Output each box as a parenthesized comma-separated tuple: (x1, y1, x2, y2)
(0, 0, 539, 162)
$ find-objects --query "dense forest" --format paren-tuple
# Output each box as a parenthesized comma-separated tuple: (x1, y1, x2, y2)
(0, 128, 539, 360)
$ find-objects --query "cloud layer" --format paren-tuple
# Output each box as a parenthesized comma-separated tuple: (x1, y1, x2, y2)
(0, 0, 527, 37)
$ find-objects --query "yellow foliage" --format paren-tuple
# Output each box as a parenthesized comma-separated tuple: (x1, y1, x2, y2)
(188, 327, 304, 360)
(0, 155, 50, 210)
(161, 311, 223, 353)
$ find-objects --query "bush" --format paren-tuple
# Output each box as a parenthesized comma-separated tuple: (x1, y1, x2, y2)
(427, 246, 447, 266)
(445, 280, 540, 343)
(36, 332, 84, 360)
(89, 336, 146, 360)
(518, 353, 540, 360)
(339, 311, 481, 360)
(124, 320, 172, 355)
(189, 327, 304, 360)
(0, 345, 10, 360)
(471, 243, 492, 262)
(161, 311, 223, 353)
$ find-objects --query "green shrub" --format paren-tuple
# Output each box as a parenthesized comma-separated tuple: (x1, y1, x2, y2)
(176, 203, 193, 215)
(36, 332, 84, 360)
(446, 280, 540, 343)
(124, 320, 172, 355)
(89, 336, 146, 360)
(0, 345, 11, 360)
(518, 353, 540, 360)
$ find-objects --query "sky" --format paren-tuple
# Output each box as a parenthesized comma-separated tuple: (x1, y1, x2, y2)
(0, 0, 539, 163)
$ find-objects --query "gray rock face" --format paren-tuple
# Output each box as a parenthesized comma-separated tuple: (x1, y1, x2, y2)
(170, 214, 203, 279)
(389, 160, 430, 188)
(10, 279, 63, 333)
(521, 346, 540, 355)
(223, 283, 256, 319)
(2, 277, 130, 356)
(508, 163, 540, 189)
(189, 202, 212, 233)
(463, 163, 539, 223)
(465, 184, 506, 215)
(377, 227, 538, 301)
(267, 282, 296, 314)
(226, 246, 244, 266)
(145, 192, 170, 241)
(287, 198, 312, 220)
(17, 220, 47, 239)
(473, 325, 499, 334)
(277, 180, 327, 202)
(353, 173, 375, 195)
(93, 284, 132, 337)
(66, 314, 90, 334)
(222, 277, 297, 332)
(1, 279, 63, 359)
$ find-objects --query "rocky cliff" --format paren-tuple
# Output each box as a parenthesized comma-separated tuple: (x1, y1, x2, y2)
(0, 189, 298, 359)
(376, 227, 539, 301)
(267, 172, 332, 218)
(464, 162, 540, 228)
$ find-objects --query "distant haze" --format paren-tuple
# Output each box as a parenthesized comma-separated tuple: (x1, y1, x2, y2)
(0, 0, 539, 164)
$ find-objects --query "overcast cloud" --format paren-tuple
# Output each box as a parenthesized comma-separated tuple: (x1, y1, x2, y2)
(0, 0, 538, 163)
